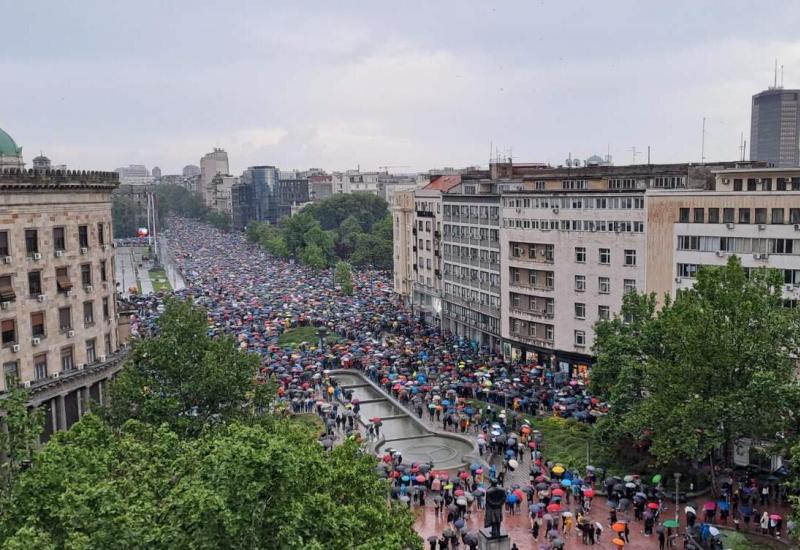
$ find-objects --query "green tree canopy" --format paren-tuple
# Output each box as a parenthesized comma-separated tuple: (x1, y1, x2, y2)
(303, 193, 388, 232)
(334, 261, 354, 296)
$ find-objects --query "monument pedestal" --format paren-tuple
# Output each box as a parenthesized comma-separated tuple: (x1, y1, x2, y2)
(478, 527, 510, 550)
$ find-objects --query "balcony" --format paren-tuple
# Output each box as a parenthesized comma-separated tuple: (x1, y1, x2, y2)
(510, 306, 555, 321)
(510, 332, 554, 349)
(508, 281, 555, 293)
(510, 253, 554, 265)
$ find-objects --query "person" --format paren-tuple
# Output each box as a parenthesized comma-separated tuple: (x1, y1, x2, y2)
(658, 529, 665, 550)
(760, 511, 770, 535)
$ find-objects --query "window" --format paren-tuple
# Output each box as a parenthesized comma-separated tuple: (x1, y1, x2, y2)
(545, 272, 554, 289)
(1, 319, 16, 346)
(61, 347, 74, 372)
(104, 333, 112, 355)
(28, 271, 42, 297)
(598, 305, 610, 321)
(723, 208, 735, 224)
(599, 277, 610, 294)
(575, 247, 586, 263)
(545, 325, 554, 341)
(574, 275, 586, 292)
(34, 354, 47, 380)
(3, 361, 19, 389)
(31, 312, 45, 338)
(102, 297, 110, 320)
(527, 323, 537, 337)
(624, 279, 637, 293)
(86, 339, 96, 363)
(624, 249, 637, 266)
(574, 302, 586, 319)
(738, 208, 751, 224)
(0, 231, 8, 256)
(528, 270, 537, 286)
(25, 229, 39, 255)
(772, 208, 785, 224)
(733, 179, 743, 191)
(677, 263, 699, 278)
(574, 330, 586, 347)
(747, 178, 757, 191)
(0, 276, 14, 303)
(100, 260, 107, 282)
(678, 236, 700, 250)
(58, 306, 72, 331)
(771, 239, 794, 254)
(53, 227, 66, 251)
(599, 248, 610, 265)
(56, 267, 72, 293)
(693, 208, 705, 223)
(78, 225, 89, 248)
(792, 209, 800, 225)
(83, 301, 94, 326)
(679, 208, 690, 223)
(708, 208, 719, 223)
(755, 208, 767, 224)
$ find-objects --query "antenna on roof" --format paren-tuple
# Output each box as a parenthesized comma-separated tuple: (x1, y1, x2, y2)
(781, 64, 784, 88)
(773, 59, 778, 89)
(701, 117, 706, 164)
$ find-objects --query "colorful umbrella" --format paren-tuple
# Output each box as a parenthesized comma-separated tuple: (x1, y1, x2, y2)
(663, 519, 679, 528)
(612, 523, 626, 533)
(612, 538, 625, 547)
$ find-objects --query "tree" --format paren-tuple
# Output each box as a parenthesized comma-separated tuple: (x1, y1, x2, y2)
(334, 261, 354, 296)
(205, 211, 231, 232)
(299, 244, 327, 271)
(594, 256, 800, 465)
(304, 194, 389, 232)
(338, 215, 364, 255)
(281, 213, 319, 256)
(105, 298, 268, 437)
(350, 233, 393, 270)
(0, 388, 44, 495)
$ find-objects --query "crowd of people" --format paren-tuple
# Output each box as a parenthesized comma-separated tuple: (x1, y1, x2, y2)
(122, 219, 793, 550)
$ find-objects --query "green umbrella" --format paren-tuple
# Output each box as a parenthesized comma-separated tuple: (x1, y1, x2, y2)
(652, 474, 662, 484)
(663, 519, 679, 528)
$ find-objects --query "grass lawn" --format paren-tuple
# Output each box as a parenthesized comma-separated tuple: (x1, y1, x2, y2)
(149, 268, 171, 293)
(467, 399, 631, 475)
(721, 531, 774, 550)
(277, 326, 342, 347)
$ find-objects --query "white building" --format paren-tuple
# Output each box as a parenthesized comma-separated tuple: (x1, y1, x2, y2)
(199, 149, 229, 206)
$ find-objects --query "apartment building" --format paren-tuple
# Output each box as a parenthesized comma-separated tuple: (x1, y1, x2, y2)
(0, 166, 124, 441)
(391, 190, 415, 302)
(647, 167, 800, 301)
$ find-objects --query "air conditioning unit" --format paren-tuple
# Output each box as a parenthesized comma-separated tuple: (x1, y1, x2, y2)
(84, 285, 93, 292)
(77, 363, 86, 370)
(785, 284, 794, 291)
(715, 251, 726, 257)
(552, 208, 559, 214)
(99, 355, 107, 362)
(51, 372, 60, 379)
(22, 381, 31, 388)
(0, 302, 8, 310)
(66, 290, 74, 297)
(32, 253, 41, 261)
(725, 223, 734, 229)
(675, 277, 682, 283)
(795, 224, 800, 231)
(80, 247, 88, 255)
(37, 294, 44, 302)
(758, 224, 766, 230)
(55, 250, 63, 258)
(11, 344, 19, 353)
(67, 330, 75, 338)
(31, 337, 40, 346)
(3, 256, 11, 264)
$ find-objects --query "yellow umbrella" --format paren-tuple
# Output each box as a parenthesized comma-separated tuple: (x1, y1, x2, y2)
(552, 465, 565, 475)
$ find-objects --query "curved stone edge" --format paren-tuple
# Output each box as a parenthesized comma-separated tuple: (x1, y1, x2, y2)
(329, 368, 489, 474)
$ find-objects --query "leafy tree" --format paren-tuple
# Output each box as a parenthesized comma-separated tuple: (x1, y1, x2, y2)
(304, 194, 388, 232)
(299, 244, 327, 271)
(105, 298, 268, 437)
(0, 388, 44, 495)
(350, 233, 393, 270)
(281, 213, 319, 255)
(338, 215, 364, 253)
(594, 256, 800, 465)
(334, 261, 354, 296)
(112, 196, 148, 238)
(205, 211, 231, 232)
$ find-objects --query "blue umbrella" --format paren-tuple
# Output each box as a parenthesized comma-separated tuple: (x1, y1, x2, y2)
(718, 501, 730, 511)
(561, 479, 572, 487)
(470, 463, 481, 472)
(441, 399, 451, 406)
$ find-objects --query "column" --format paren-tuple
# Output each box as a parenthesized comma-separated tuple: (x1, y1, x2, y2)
(76, 389, 83, 418)
(56, 394, 67, 432)
(81, 386, 91, 416)
(50, 399, 58, 433)
(97, 379, 104, 406)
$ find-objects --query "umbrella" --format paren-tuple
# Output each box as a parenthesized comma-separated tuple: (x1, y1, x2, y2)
(612, 523, 626, 533)
(623, 475, 634, 482)
(663, 519, 679, 528)
(561, 479, 572, 487)
(647, 502, 660, 510)
(583, 488, 595, 497)
(652, 474, 662, 484)
(703, 501, 716, 511)
(770, 513, 782, 520)
(547, 503, 561, 513)
(562, 511, 573, 517)
(552, 465, 565, 475)
(416, 475, 426, 483)
(552, 488, 564, 497)
(684, 506, 696, 515)
(625, 482, 636, 489)
(612, 538, 625, 547)
(508, 459, 519, 469)
(708, 526, 719, 536)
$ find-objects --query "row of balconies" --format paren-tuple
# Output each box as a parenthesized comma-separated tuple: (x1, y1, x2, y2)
(0, 282, 110, 311)
(1, 244, 113, 265)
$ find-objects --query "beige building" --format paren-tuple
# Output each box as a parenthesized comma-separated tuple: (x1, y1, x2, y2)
(199, 148, 229, 206)
(647, 167, 800, 302)
(391, 189, 415, 301)
(0, 156, 124, 441)
(210, 174, 237, 216)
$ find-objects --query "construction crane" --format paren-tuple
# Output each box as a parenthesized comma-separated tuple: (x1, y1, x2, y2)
(378, 165, 410, 174)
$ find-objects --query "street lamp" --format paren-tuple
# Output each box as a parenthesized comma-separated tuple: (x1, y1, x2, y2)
(674, 472, 681, 523)
(317, 326, 328, 350)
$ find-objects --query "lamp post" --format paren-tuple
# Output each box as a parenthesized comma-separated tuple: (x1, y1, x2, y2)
(674, 472, 681, 523)
(317, 326, 328, 351)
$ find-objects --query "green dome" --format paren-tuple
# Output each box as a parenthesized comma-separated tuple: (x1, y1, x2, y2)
(0, 127, 21, 157)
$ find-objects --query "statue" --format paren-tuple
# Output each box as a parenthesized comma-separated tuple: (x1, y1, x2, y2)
(484, 479, 506, 538)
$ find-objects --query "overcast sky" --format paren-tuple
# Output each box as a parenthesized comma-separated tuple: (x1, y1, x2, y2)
(3, 1, 800, 174)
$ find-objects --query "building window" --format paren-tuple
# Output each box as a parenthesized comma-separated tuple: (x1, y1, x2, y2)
(772, 208, 785, 224)
(527, 323, 537, 337)
(574, 330, 586, 347)
(3, 361, 19, 389)
(61, 347, 74, 372)
(28, 271, 42, 297)
(598, 305, 610, 321)
(738, 208, 751, 224)
(733, 179, 743, 191)
(679, 208, 690, 223)
(708, 208, 720, 224)
(624, 279, 637, 293)
(599, 277, 610, 294)
(528, 270, 537, 286)
(677, 263, 699, 278)
(574, 302, 586, 319)
(102, 297, 110, 320)
(0, 276, 14, 304)
(723, 208, 735, 224)
(86, 339, 96, 363)
(574, 275, 586, 292)
(100, 260, 107, 282)
(747, 178, 757, 191)
(56, 267, 72, 294)
(104, 333, 112, 355)
(624, 249, 637, 266)
(545, 272, 554, 289)
(78, 225, 89, 248)
(83, 301, 94, 326)
(25, 229, 39, 256)
(545, 325, 554, 341)
(792, 209, 800, 225)
(0, 231, 7, 257)
(31, 312, 45, 338)
(755, 208, 767, 224)
(678, 236, 700, 250)
(98, 223, 105, 246)
(599, 248, 610, 265)
(1, 319, 16, 347)
(771, 239, 794, 254)
(34, 354, 47, 380)
(575, 247, 586, 263)
(58, 306, 72, 331)
(53, 227, 66, 252)
(693, 208, 704, 223)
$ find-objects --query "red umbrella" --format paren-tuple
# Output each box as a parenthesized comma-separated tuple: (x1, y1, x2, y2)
(369, 417, 382, 423)
(416, 475, 426, 483)
(583, 488, 595, 498)
(647, 502, 659, 510)
(547, 503, 561, 513)
(455, 489, 465, 496)
(703, 501, 716, 511)
(535, 475, 546, 482)
(552, 488, 565, 497)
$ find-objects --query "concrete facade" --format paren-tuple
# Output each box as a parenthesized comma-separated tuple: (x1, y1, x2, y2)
(199, 149, 229, 206)
(391, 190, 415, 302)
(411, 189, 443, 324)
